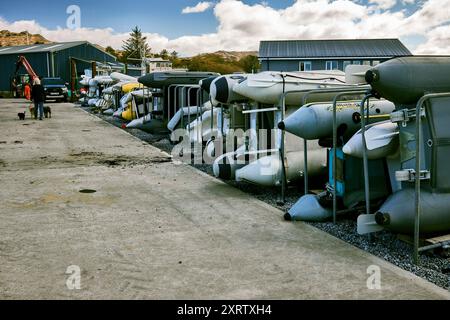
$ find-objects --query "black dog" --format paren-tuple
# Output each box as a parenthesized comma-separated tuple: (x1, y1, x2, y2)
(44, 106, 52, 119)
(18, 111, 26, 120)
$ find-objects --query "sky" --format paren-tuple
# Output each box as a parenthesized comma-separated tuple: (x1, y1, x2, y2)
(0, 0, 449, 56)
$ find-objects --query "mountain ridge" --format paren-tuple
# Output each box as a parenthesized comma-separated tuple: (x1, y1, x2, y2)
(0, 30, 51, 47)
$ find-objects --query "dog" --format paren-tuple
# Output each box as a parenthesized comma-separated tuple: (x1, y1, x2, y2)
(44, 106, 52, 119)
(29, 105, 52, 119)
(18, 111, 26, 120)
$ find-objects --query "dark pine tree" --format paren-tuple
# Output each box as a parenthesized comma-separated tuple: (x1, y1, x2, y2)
(122, 26, 151, 65)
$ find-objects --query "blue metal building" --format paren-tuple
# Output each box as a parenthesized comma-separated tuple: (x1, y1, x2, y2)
(0, 41, 117, 94)
(259, 39, 412, 72)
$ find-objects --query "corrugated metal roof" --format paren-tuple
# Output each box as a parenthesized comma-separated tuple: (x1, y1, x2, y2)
(0, 41, 96, 55)
(259, 39, 412, 59)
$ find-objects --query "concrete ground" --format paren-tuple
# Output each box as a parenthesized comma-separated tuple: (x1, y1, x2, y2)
(0, 99, 448, 300)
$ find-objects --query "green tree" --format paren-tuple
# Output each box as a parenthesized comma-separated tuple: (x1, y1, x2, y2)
(122, 26, 151, 65)
(105, 46, 117, 57)
(170, 51, 179, 59)
(239, 55, 261, 73)
(159, 49, 169, 60)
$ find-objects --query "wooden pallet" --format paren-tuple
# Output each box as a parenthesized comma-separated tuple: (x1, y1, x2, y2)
(397, 234, 450, 253)
(426, 234, 450, 245)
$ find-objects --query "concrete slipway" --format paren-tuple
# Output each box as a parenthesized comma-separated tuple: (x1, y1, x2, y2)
(0, 99, 448, 300)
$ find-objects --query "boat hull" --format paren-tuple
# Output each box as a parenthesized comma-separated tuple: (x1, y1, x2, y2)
(139, 71, 219, 88)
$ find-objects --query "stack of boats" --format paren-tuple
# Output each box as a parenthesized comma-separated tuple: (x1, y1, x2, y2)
(80, 56, 450, 239)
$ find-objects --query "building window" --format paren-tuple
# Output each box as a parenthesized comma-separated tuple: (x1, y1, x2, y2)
(352, 60, 361, 65)
(363, 60, 371, 66)
(373, 61, 380, 66)
(326, 61, 339, 70)
(300, 61, 312, 71)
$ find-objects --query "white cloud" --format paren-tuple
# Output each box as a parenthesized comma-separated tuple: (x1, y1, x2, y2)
(182, 2, 214, 14)
(415, 24, 450, 54)
(369, 0, 397, 10)
(1, 0, 449, 56)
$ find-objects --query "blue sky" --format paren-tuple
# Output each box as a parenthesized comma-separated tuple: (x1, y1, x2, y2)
(0, 0, 295, 38)
(0, 0, 448, 56)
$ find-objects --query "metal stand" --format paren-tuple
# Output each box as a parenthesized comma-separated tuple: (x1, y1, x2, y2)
(331, 90, 369, 223)
(360, 94, 373, 217)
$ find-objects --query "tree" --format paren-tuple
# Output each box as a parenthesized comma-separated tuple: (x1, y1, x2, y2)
(170, 51, 179, 59)
(239, 55, 261, 73)
(105, 46, 117, 57)
(159, 49, 169, 60)
(122, 26, 151, 65)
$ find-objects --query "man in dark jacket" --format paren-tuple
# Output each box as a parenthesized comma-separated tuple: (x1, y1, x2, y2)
(31, 78, 45, 120)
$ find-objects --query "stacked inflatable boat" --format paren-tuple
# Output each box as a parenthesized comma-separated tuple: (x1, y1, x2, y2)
(85, 59, 450, 242)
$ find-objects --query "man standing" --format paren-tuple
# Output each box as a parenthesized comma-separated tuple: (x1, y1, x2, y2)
(31, 78, 45, 120)
(24, 82, 31, 101)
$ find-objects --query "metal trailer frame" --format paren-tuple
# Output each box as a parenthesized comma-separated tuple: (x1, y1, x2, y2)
(130, 86, 152, 120)
(194, 88, 204, 147)
(278, 89, 316, 203)
(299, 86, 371, 195)
(167, 84, 200, 128)
(331, 90, 372, 223)
(133, 84, 145, 120)
(181, 85, 200, 130)
(359, 94, 374, 218)
(277, 86, 370, 218)
(167, 84, 183, 122)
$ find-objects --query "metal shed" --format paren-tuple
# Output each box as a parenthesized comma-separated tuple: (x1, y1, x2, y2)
(259, 39, 412, 72)
(0, 41, 117, 94)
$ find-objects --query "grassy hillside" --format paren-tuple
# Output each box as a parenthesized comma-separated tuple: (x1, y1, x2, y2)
(0, 30, 50, 47)
(172, 51, 260, 74)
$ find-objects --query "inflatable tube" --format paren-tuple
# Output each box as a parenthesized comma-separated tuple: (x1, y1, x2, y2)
(200, 76, 219, 93)
(139, 71, 219, 88)
(286, 195, 332, 222)
(110, 72, 137, 83)
(233, 71, 355, 105)
(376, 189, 450, 235)
(103, 108, 115, 116)
(235, 149, 327, 187)
(168, 107, 203, 132)
(279, 100, 395, 141)
(210, 74, 248, 105)
(366, 56, 450, 105)
(212, 145, 247, 180)
(343, 122, 399, 160)
(122, 82, 142, 94)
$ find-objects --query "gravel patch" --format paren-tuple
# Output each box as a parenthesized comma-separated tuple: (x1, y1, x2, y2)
(81, 104, 450, 291)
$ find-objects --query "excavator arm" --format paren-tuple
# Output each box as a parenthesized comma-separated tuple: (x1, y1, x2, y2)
(15, 56, 38, 81)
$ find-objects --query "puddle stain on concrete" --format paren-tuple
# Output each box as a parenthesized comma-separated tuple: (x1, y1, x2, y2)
(8, 192, 116, 209)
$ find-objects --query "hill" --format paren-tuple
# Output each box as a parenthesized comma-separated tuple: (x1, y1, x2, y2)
(173, 51, 260, 74)
(0, 30, 51, 47)
(199, 50, 258, 61)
